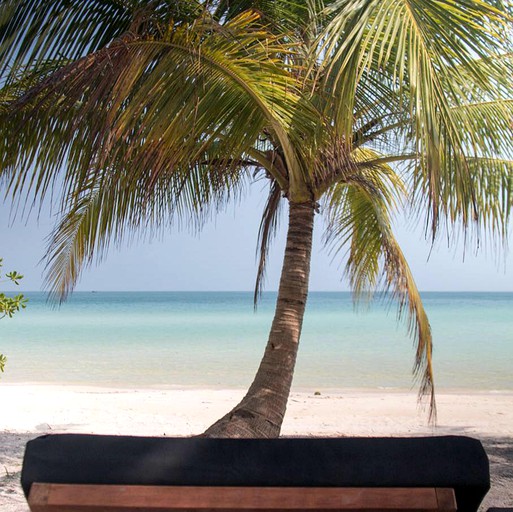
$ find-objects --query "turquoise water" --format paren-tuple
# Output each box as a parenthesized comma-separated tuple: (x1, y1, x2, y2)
(1, 292, 512, 390)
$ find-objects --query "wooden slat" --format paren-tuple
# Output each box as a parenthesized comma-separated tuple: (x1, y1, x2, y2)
(435, 488, 457, 512)
(28, 484, 457, 512)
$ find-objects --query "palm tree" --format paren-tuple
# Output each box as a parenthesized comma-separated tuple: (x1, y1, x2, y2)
(0, 0, 512, 437)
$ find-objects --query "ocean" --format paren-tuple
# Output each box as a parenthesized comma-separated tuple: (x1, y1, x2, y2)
(1, 291, 512, 391)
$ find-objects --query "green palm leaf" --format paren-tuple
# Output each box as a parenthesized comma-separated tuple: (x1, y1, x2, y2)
(44, 145, 252, 299)
(318, 0, 512, 234)
(254, 178, 283, 307)
(0, 0, 134, 81)
(324, 156, 435, 418)
(0, 10, 318, 206)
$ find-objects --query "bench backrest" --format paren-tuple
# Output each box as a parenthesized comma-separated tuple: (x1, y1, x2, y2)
(21, 435, 489, 512)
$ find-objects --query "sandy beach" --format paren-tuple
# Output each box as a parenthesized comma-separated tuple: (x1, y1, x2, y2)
(1, 384, 512, 511)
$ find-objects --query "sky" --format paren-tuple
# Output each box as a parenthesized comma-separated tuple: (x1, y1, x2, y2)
(1, 184, 512, 293)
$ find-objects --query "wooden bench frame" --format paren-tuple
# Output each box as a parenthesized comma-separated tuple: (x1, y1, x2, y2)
(28, 483, 457, 512)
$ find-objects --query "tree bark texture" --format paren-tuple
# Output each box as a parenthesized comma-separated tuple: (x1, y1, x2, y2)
(203, 201, 315, 438)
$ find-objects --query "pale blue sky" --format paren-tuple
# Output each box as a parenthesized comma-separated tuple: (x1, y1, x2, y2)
(1, 184, 512, 293)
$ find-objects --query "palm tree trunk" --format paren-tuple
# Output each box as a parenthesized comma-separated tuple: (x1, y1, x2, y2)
(203, 201, 315, 438)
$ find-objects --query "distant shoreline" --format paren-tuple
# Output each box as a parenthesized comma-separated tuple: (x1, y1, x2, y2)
(2, 380, 513, 394)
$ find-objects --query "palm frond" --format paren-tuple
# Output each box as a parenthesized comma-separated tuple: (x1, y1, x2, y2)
(44, 146, 251, 300)
(212, 0, 311, 28)
(317, 0, 512, 236)
(440, 156, 513, 239)
(0, 10, 317, 209)
(324, 157, 436, 419)
(0, 4, 323, 297)
(451, 98, 513, 160)
(254, 178, 283, 308)
(0, 0, 135, 82)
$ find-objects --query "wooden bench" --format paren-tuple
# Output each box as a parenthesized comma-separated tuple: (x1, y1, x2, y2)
(22, 435, 489, 512)
(28, 483, 457, 511)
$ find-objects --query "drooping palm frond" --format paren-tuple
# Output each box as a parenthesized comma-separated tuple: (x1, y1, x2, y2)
(0, 13, 298, 195)
(0, 9, 317, 205)
(0, 6, 321, 296)
(324, 152, 435, 419)
(0, 0, 136, 83)
(324, 150, 405, 296)
(457, 157, 513, 238)
(44, 142, 253, 300)
(254, 178, 283, 307)
(317, 0, 512, 236)
(312, 1, 512, 408)
(0, 59, 65, 111)
(0, 0, 220, 86)
(407, 93, 513, 243)
(452, 99, 513, 158)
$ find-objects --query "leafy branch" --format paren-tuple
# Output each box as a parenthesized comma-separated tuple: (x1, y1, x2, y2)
(0, 258, 27, 373)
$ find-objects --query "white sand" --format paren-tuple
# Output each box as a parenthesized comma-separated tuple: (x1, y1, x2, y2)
(1, 384, 513, 511)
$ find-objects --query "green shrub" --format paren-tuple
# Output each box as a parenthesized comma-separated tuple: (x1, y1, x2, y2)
(0, 258, 27, 372)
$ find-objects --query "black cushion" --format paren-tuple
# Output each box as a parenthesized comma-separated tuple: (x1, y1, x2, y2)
(21, 435, 489, 512)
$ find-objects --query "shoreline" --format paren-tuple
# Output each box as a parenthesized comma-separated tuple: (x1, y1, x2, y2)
(4, 380, 513, 393)
(1, 383, 513, 437)
(2, 384, 513, 511)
